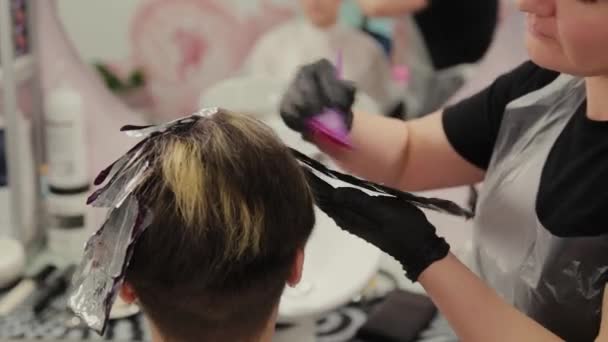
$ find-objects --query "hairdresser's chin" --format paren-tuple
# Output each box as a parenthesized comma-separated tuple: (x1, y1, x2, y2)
(521, 0, 608, 77)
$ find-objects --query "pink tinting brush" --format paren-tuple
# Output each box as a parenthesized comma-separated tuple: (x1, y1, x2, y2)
(307, 50, 353, 149)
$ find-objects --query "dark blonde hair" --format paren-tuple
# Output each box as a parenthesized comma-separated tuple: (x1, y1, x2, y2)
(126, 110, 315, 341)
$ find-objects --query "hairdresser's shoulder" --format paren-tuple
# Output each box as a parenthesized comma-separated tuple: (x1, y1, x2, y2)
(497, 60, 561, 95)
(441, 61, 560, 169)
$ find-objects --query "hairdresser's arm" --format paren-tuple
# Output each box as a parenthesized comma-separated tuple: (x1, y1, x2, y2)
(357, 0, 428, 17)
(315, 111, 484, 191)
(280, 59, 483, 191)
(318, 188, 562, 342)
(418, 253, 562, 342)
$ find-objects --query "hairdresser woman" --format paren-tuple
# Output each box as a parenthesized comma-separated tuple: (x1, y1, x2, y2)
(279, 0, 608, 341)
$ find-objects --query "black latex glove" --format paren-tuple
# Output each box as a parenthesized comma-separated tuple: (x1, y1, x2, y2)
(279, 58, 356, 136)
(317, 186, 450, 282)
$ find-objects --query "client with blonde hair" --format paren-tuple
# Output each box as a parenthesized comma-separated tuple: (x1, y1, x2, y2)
(124, 110, 316, 342)
(70, 108, 315, 342)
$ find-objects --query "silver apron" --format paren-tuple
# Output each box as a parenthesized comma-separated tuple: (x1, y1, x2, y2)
(471, 74, 608, 341)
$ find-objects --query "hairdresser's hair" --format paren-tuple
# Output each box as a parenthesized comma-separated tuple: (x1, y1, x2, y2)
(126, 110, 315, 342)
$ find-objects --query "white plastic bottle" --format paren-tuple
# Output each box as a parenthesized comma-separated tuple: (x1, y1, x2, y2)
(43, 86, 90, 262)
(44, 86, 89, 191)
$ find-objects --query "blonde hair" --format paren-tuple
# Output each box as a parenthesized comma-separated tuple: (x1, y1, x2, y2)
(158, 113, 279, 259)
(126, 109, 315, 341)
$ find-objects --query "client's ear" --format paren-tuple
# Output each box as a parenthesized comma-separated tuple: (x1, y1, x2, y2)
(287, 248, 305, 287)
(119, 282, 138, 304)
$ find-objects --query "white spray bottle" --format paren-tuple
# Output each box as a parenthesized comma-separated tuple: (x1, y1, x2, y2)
(43, 86, 91, 262)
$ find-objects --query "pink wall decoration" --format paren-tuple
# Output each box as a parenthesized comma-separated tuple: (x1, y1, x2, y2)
(125, 0, 296, 120)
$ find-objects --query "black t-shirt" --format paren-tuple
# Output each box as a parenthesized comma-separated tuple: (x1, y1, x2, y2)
(442, 61, 608, 238)
(413, 0, 499, 70)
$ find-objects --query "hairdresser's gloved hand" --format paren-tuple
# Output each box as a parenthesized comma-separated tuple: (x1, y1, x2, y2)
(319, 187, 450, 282)
(279, 58, 356, 137)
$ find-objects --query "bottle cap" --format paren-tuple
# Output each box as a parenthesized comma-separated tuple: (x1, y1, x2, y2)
(45, 86, 83, 117)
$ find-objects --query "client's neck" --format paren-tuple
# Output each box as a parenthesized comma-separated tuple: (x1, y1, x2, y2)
(258, 313, 277, 342)
(149, 311, 278, 342)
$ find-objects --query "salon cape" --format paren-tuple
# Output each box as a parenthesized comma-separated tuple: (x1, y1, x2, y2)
(244, 19, 395, 112)
(471, 73, 608, 341)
